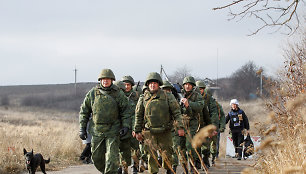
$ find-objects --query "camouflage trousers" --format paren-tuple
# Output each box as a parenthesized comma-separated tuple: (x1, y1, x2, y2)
(119, 137, 131, 167)
(201, 137, 212, 157)
(143, 130, 173, 174)
(172, 131, 187, 166)
(210, 134, 218, 157)
(91, 135, 119, 174)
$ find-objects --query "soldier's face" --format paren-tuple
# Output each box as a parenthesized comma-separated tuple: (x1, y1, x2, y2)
(199, 88, 205, 95)
(125, 83, 132, 92)
(184, 83, 193, 92)
(101, 78, 112, 88)
(148, 82, 159, 93)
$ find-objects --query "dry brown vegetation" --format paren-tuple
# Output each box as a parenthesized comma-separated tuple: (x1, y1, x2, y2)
(0, 106, 83, 174)
(242, 31, 306, 174)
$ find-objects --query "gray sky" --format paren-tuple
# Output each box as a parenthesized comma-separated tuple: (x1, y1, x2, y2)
(0, 0, 290, 86)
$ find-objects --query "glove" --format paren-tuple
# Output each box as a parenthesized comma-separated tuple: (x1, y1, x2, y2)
(220, 128, 225, 133)
(119, 127, 129, 137)
(79, 127, 87, 140)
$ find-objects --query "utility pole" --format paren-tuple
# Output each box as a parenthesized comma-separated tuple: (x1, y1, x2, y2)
(217, 48, 219, 87)
(256, 68, 263, 97)
(73, 66, 77, 96)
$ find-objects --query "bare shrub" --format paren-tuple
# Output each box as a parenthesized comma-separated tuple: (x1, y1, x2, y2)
(251, 29, 306, 173)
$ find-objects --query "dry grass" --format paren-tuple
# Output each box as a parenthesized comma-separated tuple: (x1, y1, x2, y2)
(249, 29, 306, 173)
(0, 106, 83, 174)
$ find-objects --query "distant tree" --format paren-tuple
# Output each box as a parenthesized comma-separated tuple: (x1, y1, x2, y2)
(168, 65, 192, 84)
(218, 61, 263, 100)
(213, 0, 302, 35)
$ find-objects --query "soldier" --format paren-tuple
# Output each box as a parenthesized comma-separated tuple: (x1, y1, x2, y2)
(196, 80, 218, 168)
(181, 77, 204, 172)
(121, 75, 142, 174)
(226, 99, 249, 160)
(161, 80, 180, 172)
(212, 101, 226, 161)
(133, 72, 184, 174)
(79, 69, 130, 174)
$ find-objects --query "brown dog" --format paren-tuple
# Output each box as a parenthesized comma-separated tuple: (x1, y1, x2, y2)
(23, 148, 50, 174)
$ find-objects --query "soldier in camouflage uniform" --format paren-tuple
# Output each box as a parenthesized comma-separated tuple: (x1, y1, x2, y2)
(180, 77, 204, 172)
(121, 75, 143, 174)
(133, 72, 184, 174)
(161, 80, 181, 172)
(79, 69, 131, 174)
(213, 101, 226, 159)
(196, 81, 218, 168)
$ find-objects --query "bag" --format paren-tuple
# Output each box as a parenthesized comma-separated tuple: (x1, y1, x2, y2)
(243, 133, 254, 158)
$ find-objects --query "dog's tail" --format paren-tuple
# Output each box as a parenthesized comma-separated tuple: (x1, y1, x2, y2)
(45, 158, 50, 164)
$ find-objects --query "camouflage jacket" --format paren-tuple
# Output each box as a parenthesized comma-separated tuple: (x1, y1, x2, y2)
(134, 88, 182, 133)
(202, 90, 219, 130)
(79, 84, 131, 137)
(216, 101, 226, 131)
(124, 89, 139, 129)
(181, 89, 204, 128)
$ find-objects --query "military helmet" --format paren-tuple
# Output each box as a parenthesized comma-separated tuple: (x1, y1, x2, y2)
(142, 85, 148, 94)
(121, 75, 135, 86)
(183, 76, 196, 86)
(145, 72, 163, 86)
(205, 88, 212, 95)
(196, 80, 206, 88)
(161, 80, 173, 89)
(114, 81, 126, 91)
(98, 69, 115, 81)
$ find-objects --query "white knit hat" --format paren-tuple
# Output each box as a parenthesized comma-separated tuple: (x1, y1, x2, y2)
(230, 99, 239, 106)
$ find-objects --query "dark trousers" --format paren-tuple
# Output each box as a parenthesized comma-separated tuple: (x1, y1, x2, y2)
(232, 132, 244, 157)
(80, 143, 91, 160)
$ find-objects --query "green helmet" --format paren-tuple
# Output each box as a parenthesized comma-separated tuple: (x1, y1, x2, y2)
(205, 88, 212, 95)
(145, 72, 163, 86)
(161, 80, 173, 89)
(142, 85, 148, 94)
(98, 69, 115, 81)
(121, 75, 135, 86)
(114, 81, 126, 91)
(196, 80, 206, 88)
(183, 76, 196, 86)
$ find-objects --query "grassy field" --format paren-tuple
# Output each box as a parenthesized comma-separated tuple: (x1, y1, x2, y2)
(0, 106, 83, 174)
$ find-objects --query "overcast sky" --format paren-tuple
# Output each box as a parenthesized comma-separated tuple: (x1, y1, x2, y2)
(0, 0, 293, 86)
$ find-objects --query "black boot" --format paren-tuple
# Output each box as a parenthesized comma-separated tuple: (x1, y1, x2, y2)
(195, 159, 201, 169)
(132, 165, 138, 174)
(158, 156, 162, 166)
(117, 167, 122, 174)
(211, 155, 216, 165)
(166, 169, 174, 174)
(172, 165, 177, 173)
(203, 156, 210, 169)
(182, 163, 189, 174)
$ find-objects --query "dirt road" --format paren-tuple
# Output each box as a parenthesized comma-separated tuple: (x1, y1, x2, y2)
(43, 157, 253, 174)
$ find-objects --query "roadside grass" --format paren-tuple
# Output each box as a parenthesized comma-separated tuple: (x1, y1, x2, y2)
(0, 106, 83, 174)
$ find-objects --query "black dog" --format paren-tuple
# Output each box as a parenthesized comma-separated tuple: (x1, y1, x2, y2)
(243, 134, 254, 159)
(23, 148, 50, 174)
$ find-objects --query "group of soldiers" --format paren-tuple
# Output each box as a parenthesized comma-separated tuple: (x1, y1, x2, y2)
(79, 68, 245, 174)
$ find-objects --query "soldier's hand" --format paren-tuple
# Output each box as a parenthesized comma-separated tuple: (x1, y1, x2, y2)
(119, 127, 129, 137)
(132, 131, 136, 138)
(79, 127, 87, 140)
(220, 128, 225, 133)
(180, 98, 189, 108)
(178, 129, 185, 136)
(135, 133, 143, 142)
